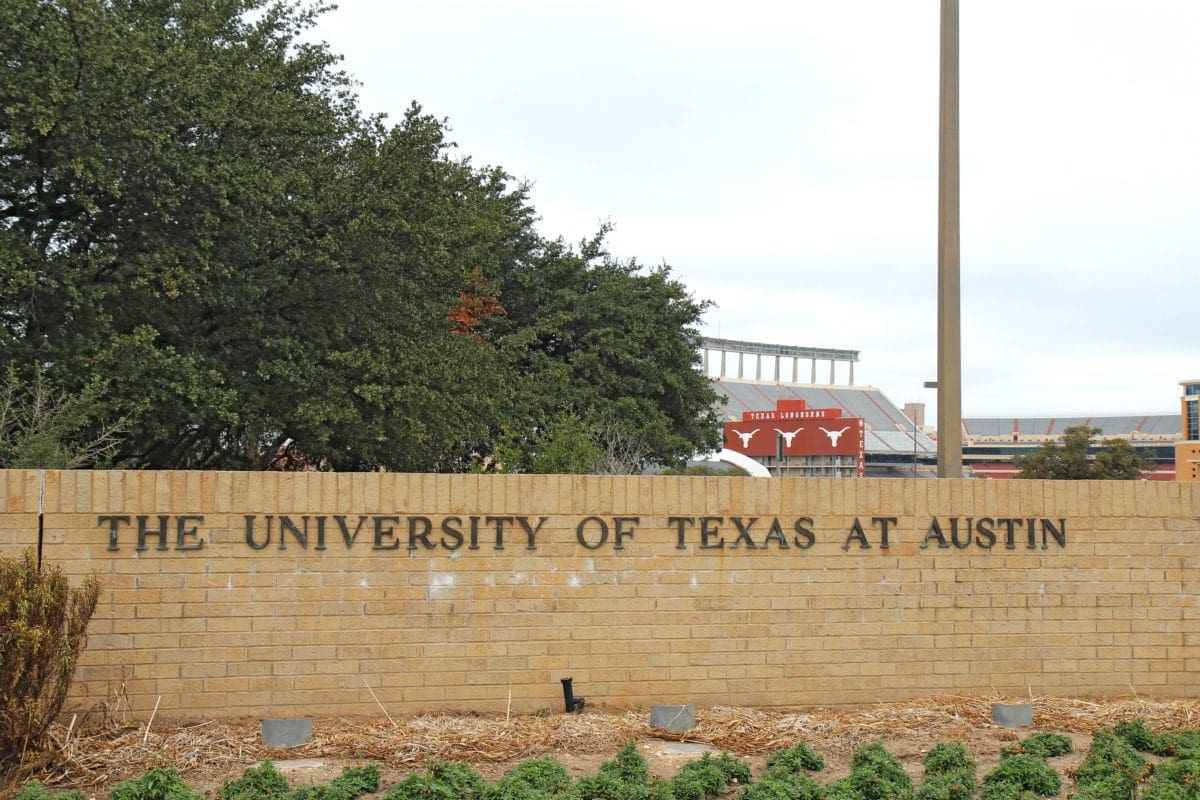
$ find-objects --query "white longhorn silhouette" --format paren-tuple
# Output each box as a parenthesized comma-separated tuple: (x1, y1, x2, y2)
(733, 428, 760, 448)
(819, 425, 851, 446)
(773, 427, 804, 446)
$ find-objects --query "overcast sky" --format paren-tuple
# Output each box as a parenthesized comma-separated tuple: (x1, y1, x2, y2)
(310, 0, 1197, 418)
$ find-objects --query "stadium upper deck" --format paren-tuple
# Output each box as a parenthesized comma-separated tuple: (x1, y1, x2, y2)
(700, 336, 1180, 477)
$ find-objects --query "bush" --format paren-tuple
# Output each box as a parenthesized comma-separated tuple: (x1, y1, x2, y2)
(289, 765, 381, 800)
(484, 758, 575, 800)
(383, 760, 486, 800)
(16, 781, 85, 800)
(923, 744, 976, 776)
(981, 755, 1060, 799)
(915, 771, 977, 800)
(110, 768, 204, 800)
(220, 761, 291, 800)
(1070, 775, 1137, 800)
(1111, 719, 1157, 753)
(1154, 732, 1200, 758)
(1078, 732, 1150, 784)
(845, 742, 915, 800)
(917, 743, 977, 800)
(1014, 734, 1072, 760)
(0, 550, 100, 765)
(668, 753, 752, 800)
(765, 743, 826, 775)
(741, 774, 824, 800)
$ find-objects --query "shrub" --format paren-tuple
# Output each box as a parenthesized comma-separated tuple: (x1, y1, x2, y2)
(0, 550, 100, 765)
(383, 760, 486, 800)
(1154, 732, 1200, 758)
(915, 742, 976, 800)
(981, 755, 1060, 799)
(846, 742, 915, 800)
(1014, 734, 1072, 760)
(915, 771, 977, 800)
(668, 753, 752, 800)
(1070, 775, 1137, 800)
(923, 744, 976, 776)
(288, 765, 381, 800)
(220, 760, 291, 800)
(741, 774, 824, 800)
(1077, 732, 1150, 784)
(1111, 719, 1157, 753)
(766, 743, 826, 775)
(1149, 757, 1200, 788)
(110, 768, 204, 800)
(484, 758, 575, 800)
(16, 781, 85, 800)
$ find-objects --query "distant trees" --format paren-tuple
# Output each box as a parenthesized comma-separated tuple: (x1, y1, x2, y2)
(1013, 425, 1156, 480)
(0, 0, 721, 472)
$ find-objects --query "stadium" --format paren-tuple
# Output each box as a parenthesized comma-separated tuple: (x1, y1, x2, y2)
(699, 336, 1187, 480)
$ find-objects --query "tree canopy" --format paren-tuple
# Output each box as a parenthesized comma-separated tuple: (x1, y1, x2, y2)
(0, 0, 721, 472)
(1012, 425, 1157, 480)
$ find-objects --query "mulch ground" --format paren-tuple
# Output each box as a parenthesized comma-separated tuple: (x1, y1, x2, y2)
(10, 693, 1200, 799)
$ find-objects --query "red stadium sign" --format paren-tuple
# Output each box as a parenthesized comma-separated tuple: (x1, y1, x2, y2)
(724, 419, 864, 456)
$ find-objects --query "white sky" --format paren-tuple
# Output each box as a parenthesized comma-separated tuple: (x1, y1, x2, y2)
(310, 0, 1198, 418)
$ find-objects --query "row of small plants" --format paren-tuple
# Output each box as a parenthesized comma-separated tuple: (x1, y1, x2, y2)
(17, 719, 1200, 800)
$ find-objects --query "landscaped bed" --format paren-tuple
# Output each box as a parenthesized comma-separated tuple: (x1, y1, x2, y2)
(9, 695, 1200, 800)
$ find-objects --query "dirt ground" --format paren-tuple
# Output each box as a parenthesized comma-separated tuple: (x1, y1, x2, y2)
(12, 694, 1200, 800)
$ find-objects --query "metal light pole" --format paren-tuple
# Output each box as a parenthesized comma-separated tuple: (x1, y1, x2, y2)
(937, 0, 963, 477)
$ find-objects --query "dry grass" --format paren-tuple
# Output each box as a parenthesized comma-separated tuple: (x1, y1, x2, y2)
(22, 694, 1200, 795)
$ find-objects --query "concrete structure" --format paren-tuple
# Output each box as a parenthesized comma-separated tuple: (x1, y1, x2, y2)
(1, 469, 1197, 717)
(700, 337, 859, 386)
(1177, 379, 1200, 482)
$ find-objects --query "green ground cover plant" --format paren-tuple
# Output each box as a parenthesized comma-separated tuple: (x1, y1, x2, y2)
(915, 743, 977, 800)
(980, 753, 1061, 800)
(825, 742, 914, 800)
(382, 760, 487, 800)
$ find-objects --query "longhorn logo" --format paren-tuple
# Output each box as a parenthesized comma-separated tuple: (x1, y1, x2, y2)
(732, 428, 760, 448)
(819, 426, 851, 446)
(773, 427, 803, 446)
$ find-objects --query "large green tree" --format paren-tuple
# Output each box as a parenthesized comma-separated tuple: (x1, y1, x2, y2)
(1013, 425, 1156, 480)
(1, 0, 722, 471)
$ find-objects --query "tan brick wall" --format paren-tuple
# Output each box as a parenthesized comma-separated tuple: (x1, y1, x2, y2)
(1, 470, 1198, 717)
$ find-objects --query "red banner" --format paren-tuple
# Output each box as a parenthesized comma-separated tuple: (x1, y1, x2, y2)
(724, 418, 864, 456)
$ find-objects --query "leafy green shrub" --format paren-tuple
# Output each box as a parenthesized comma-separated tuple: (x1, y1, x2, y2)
(1143, 756, 1200, 800)
(1142, 782, 1188, 800)
(915, 742, 976, 800)
(1014, 734, 1072, 760)
(741, 774, 824, 800)
(923, 744, 976, 776)
(484, 758, 575, 800)
(603, 742, 651, 786)
(1154, 732, 1200, 758)
(221, 760, 291, 800)
(383, 760, 486, 800)
(1076, 732, 1151, 784)
(16, 780, 85, 800)
(765, 743, 826, 775)
(0, 550, 101, 765)
(288, 765, 381, 800)
(668, 753, 752, 800)
(841, 742, 915, 800)
(577, 742, 658, 800)
(1070, 774, 1137, 800)
(110, 768, 204, 800)
(981, 755, 1060, 799)
(1111, 719, 1157, 752)
(915, 771, 977, 800)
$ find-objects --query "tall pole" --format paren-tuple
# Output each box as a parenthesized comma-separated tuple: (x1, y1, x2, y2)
(937, 0, 963, 477)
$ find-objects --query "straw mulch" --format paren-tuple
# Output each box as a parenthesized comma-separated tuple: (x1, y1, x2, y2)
(26, 694, 1200, 794)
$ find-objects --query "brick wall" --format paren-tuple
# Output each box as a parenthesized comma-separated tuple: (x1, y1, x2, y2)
(1, 470, 1197, 717)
